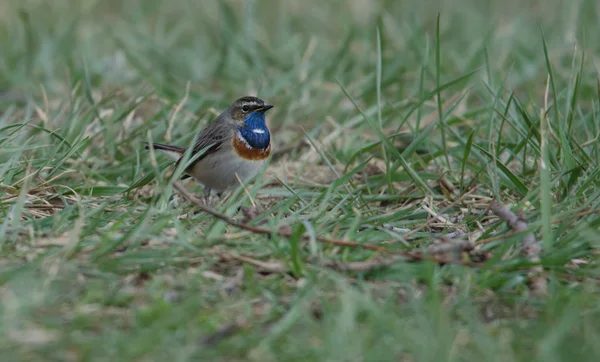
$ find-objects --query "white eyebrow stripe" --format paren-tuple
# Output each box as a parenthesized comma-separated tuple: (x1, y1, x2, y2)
(252, 129, 266, 134)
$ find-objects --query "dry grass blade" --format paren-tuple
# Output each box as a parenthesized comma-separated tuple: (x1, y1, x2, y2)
(323, 255, 406, 272)
(223, 253, 288, 274)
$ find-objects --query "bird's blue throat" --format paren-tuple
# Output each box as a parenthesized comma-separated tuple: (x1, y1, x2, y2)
(238, 111, 271, 150)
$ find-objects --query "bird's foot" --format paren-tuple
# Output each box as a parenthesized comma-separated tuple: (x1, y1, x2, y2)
(167, 193, 181, 208)
(201, 187, 224, 207)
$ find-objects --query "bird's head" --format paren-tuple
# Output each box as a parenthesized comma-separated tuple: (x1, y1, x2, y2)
(229, 96, 273, 150)
(230, 96, 274, 123)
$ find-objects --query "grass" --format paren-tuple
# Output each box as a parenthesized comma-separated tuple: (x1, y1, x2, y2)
(1, 0, 600, 360)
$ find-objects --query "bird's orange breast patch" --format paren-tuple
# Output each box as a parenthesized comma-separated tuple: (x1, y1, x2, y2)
(232, 136, 271, 161)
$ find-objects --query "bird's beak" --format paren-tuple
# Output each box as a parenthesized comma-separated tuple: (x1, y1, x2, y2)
(257, 104, 274, 112)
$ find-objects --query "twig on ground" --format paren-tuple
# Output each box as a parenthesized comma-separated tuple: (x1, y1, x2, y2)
(490, 202, 547, 296)
(476, 207, 600, 246)
(172, 181, 482, 267)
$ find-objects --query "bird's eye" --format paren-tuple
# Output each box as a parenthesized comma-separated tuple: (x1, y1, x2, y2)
(241, 105, 250, 113)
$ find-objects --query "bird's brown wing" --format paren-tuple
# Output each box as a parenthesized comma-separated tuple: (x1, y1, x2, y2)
(174, 119, 237, 170)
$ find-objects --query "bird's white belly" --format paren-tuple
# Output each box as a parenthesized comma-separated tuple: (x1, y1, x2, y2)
(187, 147, 265, 192)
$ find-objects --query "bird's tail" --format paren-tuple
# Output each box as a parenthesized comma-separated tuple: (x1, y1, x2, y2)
(144, 142, 186, 161)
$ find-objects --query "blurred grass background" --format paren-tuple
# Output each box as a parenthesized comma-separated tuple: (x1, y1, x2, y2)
(1, 0, 600, 360)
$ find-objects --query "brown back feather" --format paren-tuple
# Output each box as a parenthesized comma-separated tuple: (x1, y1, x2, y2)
(174, 110, 237, 169)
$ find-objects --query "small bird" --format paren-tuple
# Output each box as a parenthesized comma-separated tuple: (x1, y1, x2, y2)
(146, 96, 273, 201)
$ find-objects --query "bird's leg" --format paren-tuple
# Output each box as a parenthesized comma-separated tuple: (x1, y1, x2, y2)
(203, 187, 212, 204)
(168, 193, 181, 208)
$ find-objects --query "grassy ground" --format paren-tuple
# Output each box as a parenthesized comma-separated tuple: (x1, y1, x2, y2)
(1, 0, 600, 360)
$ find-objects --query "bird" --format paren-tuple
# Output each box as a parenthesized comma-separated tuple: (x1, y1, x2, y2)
(145, 96, 273, 201)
